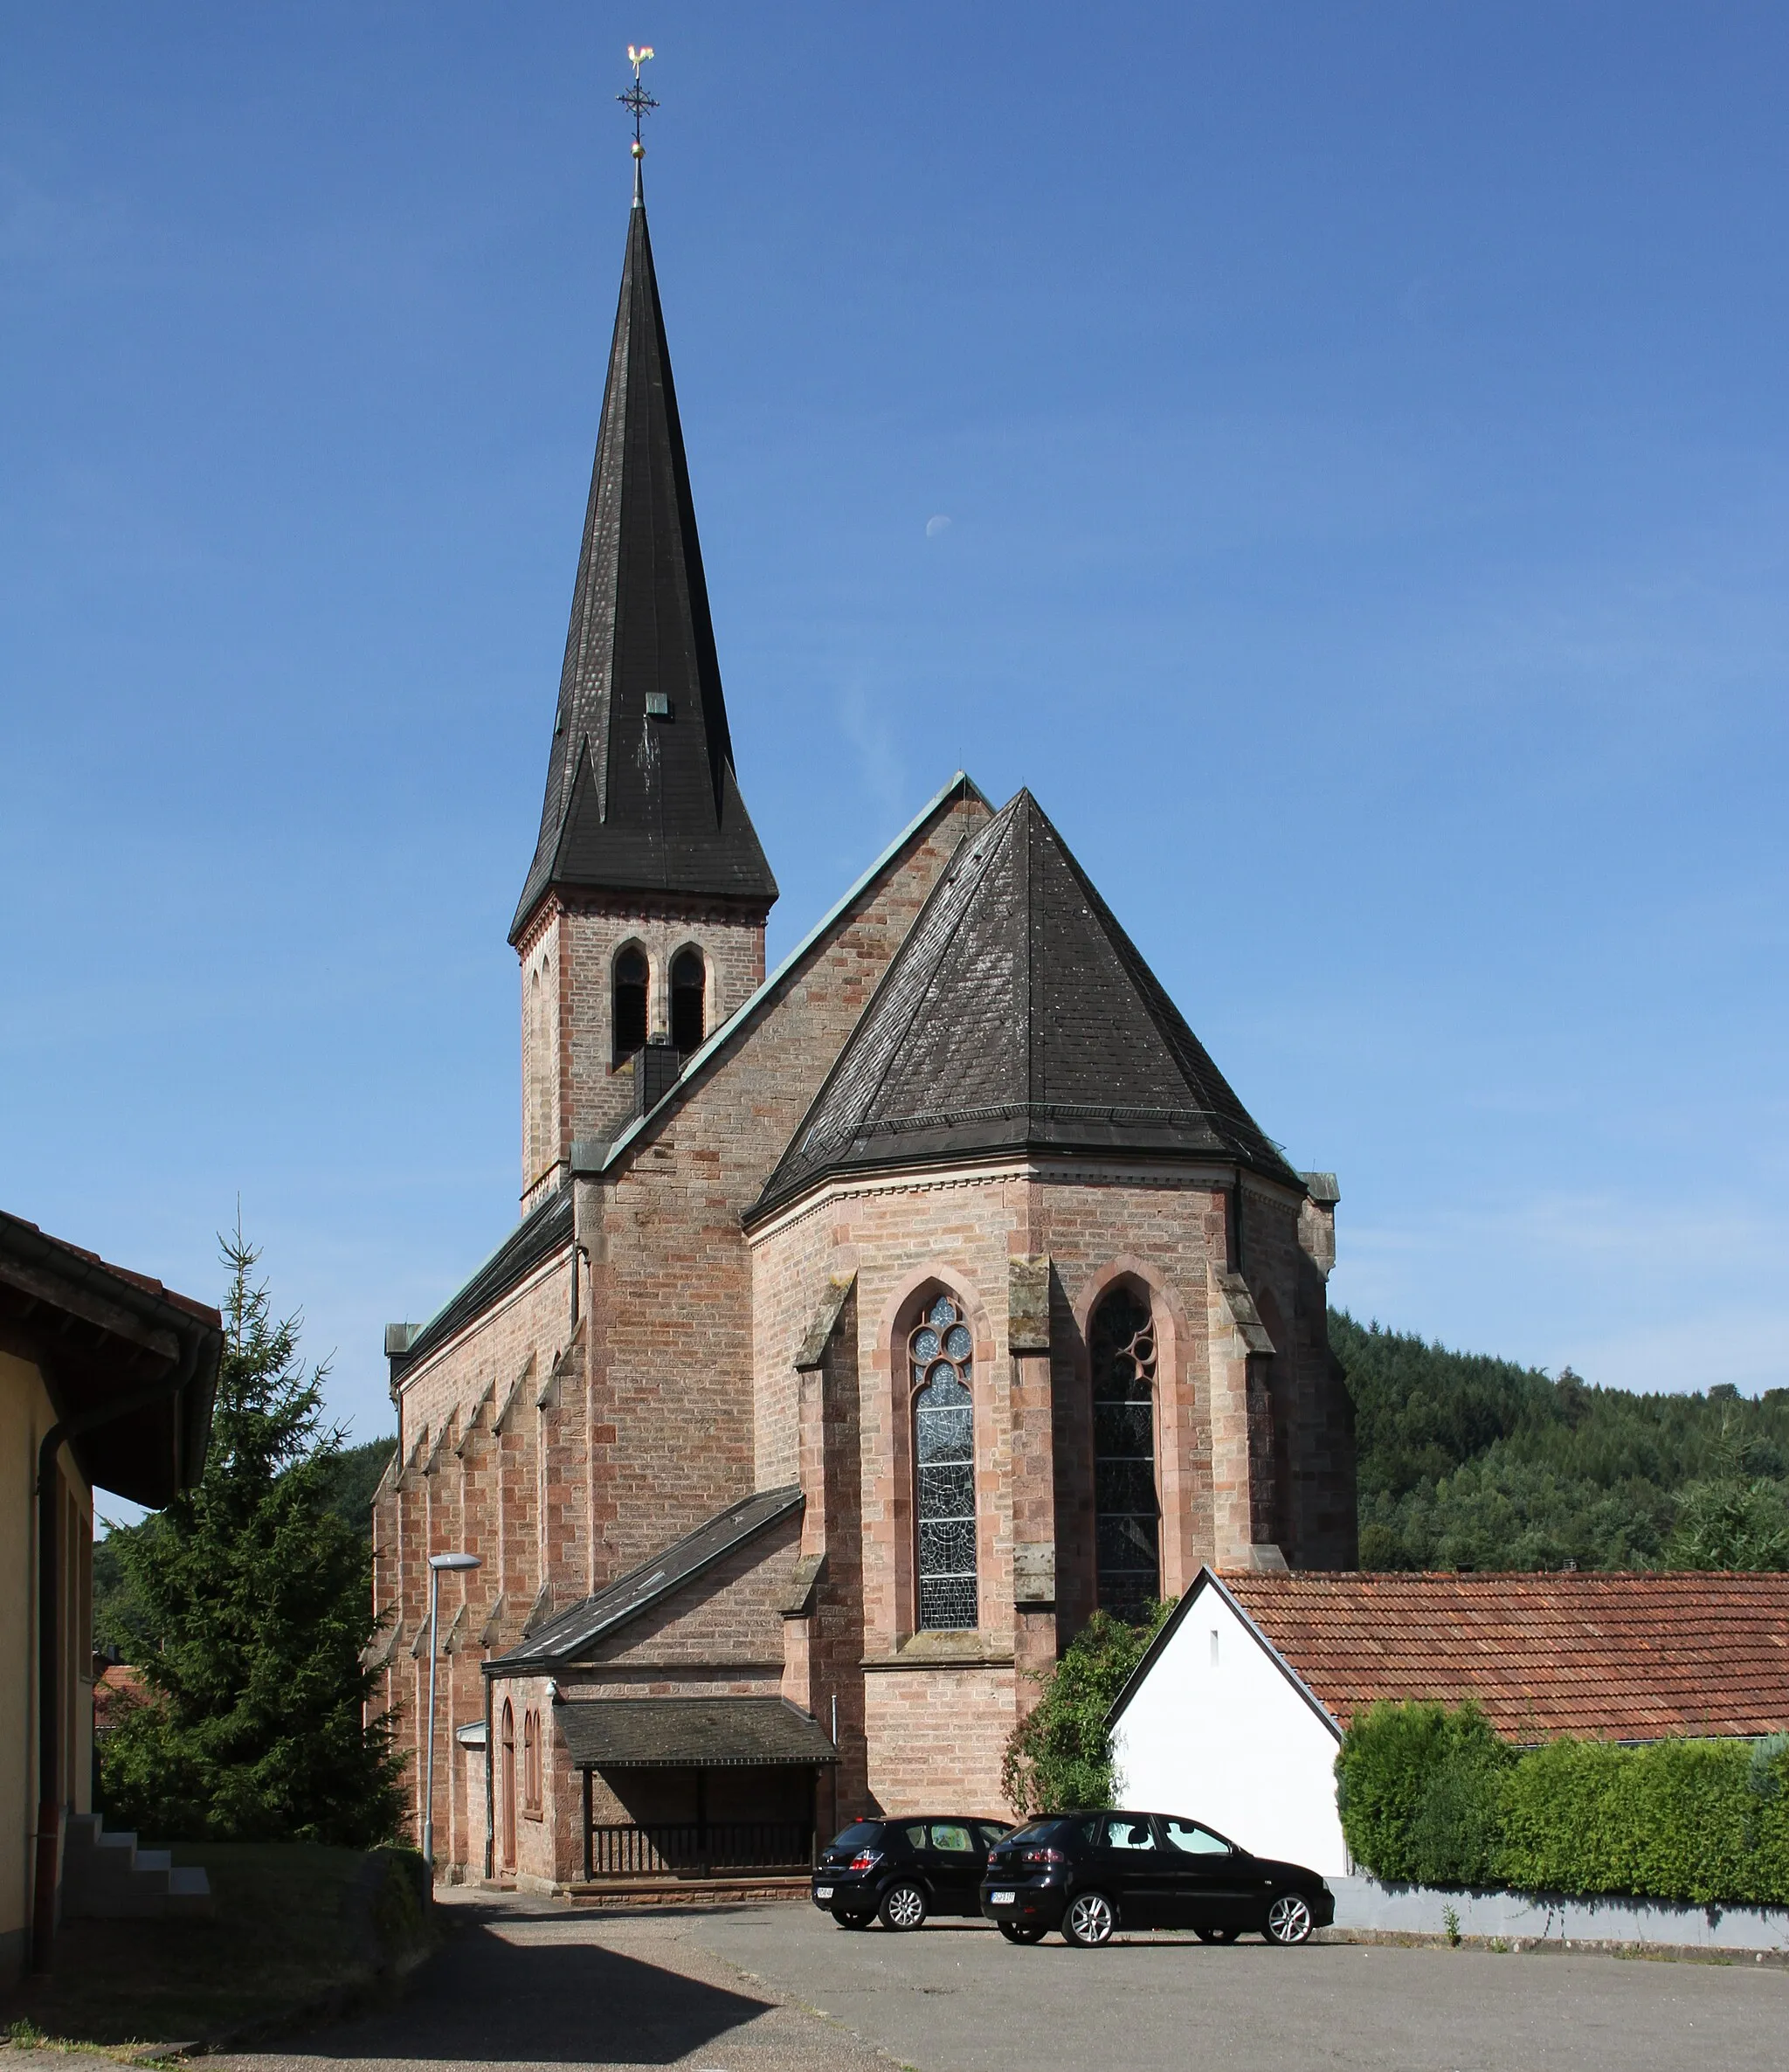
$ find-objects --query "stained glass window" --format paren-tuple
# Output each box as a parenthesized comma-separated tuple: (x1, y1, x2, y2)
(913, 1295, 977, 1630)
(1091, 1287, 1159, 1614)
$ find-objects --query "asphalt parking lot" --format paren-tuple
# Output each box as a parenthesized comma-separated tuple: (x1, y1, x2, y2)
(213, 1890, 1789, 2072)
(694, 1899, 1789, 2072)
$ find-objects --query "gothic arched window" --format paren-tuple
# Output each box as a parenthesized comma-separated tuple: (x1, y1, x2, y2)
(612, 945, 648, 1065)
(500, 1699, 516, 1870)
(911, 1294, 977, 1631)
(522, 1708, 542, 1816)
(529, 960, 555, 1171)
(1090, 1285, 1160, 1614)
(671, 948, 706, 1055)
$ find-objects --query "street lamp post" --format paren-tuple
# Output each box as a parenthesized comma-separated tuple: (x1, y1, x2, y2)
(425, 1551, 481, 1872)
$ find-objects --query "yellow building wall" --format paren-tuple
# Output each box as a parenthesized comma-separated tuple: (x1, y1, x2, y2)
(1, 1348, 94, 1986)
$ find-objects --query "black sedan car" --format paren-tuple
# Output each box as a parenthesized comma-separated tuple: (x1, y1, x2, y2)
(979, 1810, 1334, 1947)
(812, 1816, 1012, 1929)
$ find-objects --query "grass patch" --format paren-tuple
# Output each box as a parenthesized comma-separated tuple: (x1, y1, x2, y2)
(0, 1843, 432, 2052)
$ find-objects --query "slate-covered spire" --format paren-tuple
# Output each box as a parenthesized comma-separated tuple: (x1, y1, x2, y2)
(753, 790, 1302, 1217)
(510, 179, 777, 944)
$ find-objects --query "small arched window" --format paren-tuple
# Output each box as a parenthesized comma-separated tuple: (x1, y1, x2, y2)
(670, 948, 706, 1055)
(911, 1294, 977, 1631)
(522, 1708, 542, 1816)
(612, 945, 648, 1065)
(529, 965, 551, 1170)
(500, 1700, 516, 1870)
(1091, 1286, 1160, 1614)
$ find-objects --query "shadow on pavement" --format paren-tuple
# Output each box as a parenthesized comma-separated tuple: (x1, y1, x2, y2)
(269, 1904, 775, 2066)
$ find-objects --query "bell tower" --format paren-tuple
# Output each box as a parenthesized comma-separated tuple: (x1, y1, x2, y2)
(512, 133, 777, 1212)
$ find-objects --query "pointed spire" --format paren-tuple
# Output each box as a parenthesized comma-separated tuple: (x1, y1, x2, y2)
(510, 182, 777, 943)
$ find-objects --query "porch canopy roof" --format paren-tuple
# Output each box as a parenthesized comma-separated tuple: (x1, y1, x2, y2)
(558, 1698, 838, 1770)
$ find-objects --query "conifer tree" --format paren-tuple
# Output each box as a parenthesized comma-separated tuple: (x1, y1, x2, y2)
(100, 1229, 405, 1845)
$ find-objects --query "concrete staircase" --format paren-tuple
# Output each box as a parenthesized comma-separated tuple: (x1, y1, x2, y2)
(61, 1813, 214, 1920)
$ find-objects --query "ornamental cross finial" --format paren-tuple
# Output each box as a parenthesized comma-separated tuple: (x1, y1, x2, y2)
(618, 45, 658, 161)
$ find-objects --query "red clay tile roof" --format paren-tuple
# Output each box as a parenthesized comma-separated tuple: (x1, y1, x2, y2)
(1, 1212, 220, 1326)
(1222, 1571, 1789, 1742)
(93, 1662, 148, 1732)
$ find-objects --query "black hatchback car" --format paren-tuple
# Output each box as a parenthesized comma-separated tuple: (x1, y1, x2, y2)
(979, 1811, 1335, 1947)
(812, 1816, 1013, 1929)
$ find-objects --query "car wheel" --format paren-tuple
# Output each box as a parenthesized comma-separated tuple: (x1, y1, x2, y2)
(1061, 1890, 1116, 1948)
(832, 1910, 871, 1930)
(879, 1882, 929, 1931)
(1265, 1894, 1315, 1946)
(1195, 1925, 1240, 1944)
(998, 1923, 1046, 1944)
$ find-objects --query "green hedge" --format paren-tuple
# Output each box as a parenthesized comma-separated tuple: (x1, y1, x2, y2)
(1337, 1704, 1789, 1906)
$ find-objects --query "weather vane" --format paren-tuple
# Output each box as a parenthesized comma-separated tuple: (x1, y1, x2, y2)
(618, 45, 658, 162)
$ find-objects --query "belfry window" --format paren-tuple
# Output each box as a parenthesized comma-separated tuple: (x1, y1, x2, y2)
(912, 1294, 977, 1631)
(612, 946, 648, 1064)
(671, 948, 706, 1055)
(1091, 1285, 1160, 1614)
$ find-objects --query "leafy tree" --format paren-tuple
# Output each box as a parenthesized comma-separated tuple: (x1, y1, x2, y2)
(1002, 1603, 1173, 1817)
(100, 1230, 405, 1845)
(1661, 1441, 1789, 1570)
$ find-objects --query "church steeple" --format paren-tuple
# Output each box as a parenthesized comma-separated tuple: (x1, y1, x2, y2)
(509, 174, 777, 946)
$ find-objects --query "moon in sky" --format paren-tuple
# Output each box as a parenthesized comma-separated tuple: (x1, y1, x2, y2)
(925, 515, 951, 537)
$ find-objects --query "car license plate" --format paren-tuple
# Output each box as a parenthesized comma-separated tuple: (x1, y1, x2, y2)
(816, 1885, 833, 1899)
(990, 1890, 1015, 1905)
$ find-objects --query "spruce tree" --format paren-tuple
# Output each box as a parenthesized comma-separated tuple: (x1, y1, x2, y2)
(100, 1229, 405, 1846)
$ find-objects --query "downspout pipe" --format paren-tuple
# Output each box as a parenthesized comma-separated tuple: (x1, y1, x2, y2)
(31, 1339, 203, 1974)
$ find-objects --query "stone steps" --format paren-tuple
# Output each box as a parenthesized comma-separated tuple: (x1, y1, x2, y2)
(62, 1813, 214, 1920)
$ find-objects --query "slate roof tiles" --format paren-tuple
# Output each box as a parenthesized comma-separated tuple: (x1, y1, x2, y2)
(511, 187, 776, 940)
(755, 789, 1300, 1214)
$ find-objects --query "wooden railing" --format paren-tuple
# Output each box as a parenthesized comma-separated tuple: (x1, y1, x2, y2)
(583, 1820, 815, 1882)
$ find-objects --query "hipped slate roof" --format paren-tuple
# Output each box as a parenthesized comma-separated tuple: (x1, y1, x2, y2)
(488, 1483, 803, 1669)
(754, 789, 1300, 1217)
(1180, 1570, 1789, 1742)
(558, 1697, 837, 1769)
(511, 182, 776, 942)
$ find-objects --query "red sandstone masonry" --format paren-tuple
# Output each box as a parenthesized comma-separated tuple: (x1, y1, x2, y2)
(387, 784, 988, 1877)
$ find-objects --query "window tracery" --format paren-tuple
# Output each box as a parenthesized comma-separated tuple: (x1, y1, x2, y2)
(1091, 1285, 1160, 1613)
(911, 1294, 977, 1631)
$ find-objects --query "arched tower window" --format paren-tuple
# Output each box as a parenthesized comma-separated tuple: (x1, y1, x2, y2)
(911, 1293, 977, 1631)
(529, 963, 551, 1171)
(612, 945, 648, 1065)
(1090, 1285, 1160, 1614)
(671, 948, 706, 1055)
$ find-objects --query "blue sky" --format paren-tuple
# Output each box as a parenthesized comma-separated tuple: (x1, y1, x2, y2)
(5, 2, 1787, 1456)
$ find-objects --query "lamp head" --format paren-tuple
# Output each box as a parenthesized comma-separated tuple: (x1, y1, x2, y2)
(429, 1552, 481, 1571)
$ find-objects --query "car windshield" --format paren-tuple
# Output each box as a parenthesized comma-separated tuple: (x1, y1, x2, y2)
(828, 1822, 883, 1852)
(1000, 1820, 1064, 1847)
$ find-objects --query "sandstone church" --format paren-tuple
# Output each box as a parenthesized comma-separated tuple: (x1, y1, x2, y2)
(371, 159, 1357, 1891)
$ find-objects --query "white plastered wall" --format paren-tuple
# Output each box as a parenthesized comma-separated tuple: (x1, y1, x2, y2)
(1109, 1581, 1349, 1877)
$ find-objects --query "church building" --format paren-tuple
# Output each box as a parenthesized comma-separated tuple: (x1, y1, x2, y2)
(371, 155, 1357, 1892)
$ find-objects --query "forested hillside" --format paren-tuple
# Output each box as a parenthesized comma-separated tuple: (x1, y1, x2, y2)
(1335, 1312, 1789, 1571)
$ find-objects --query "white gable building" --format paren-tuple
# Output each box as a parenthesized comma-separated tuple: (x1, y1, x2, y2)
(1107, 1571, 1347, 1875)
